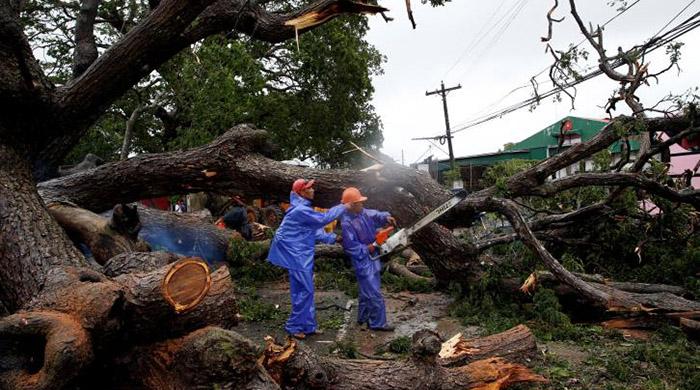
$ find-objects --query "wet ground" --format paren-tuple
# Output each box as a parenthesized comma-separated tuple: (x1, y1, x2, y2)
(232, 277, 699, 389)
(233, 279, 480, 358)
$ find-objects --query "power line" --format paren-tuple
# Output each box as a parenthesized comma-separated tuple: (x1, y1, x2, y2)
(447, 0, 645, 131)
(454, 0, 529, 82)
(440, 0, 509, 80)
(412, 145, 433, 165)
(446, 11, 700, 136)
(651, 0, 695, 39)
(601, 0, 644, 28)
(428, 140, 450, 156)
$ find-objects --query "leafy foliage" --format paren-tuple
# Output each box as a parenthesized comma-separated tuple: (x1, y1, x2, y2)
(329, 340, 358, 359)
(479, 157, 700, 297)
(226, 237, 284, 287)
(315, 256, 359, 298)
(25, 0, 386, 166)
(162, 15, 384, 166)
(374, 335, 412, 357)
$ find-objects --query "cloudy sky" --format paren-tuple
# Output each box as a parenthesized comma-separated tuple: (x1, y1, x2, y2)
(364, 0, 700, 165)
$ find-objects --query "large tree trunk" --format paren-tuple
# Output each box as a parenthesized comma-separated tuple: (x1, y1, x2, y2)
(99, 325, 544, 390)
(0, 258, 239, 390)
(37, 126, 483, 285)
(0, 144, 87, 312)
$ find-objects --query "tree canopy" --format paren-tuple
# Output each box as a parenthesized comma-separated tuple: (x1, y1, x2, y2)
(23, 0, 384, 166)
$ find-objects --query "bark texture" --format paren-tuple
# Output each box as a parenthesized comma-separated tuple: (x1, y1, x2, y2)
(277, 328, 545, 390)
(47, 202, 150, 265)
(438, 324, 537, 367)
(0, 145, 86, 312)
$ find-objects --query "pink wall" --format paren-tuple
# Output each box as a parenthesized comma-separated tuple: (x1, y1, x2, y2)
(664, 135, 700, 188)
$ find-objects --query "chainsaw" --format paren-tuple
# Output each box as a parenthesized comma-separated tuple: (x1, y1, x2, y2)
(371, 189, 468, 260)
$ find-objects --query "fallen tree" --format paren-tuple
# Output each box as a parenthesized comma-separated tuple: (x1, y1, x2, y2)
(19, 114, 699, 389)
(38, 118, 700, 314)
(3, 0, 700, 388)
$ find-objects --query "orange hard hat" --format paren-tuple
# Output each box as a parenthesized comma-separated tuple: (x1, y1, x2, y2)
(341, 187, 368, 204)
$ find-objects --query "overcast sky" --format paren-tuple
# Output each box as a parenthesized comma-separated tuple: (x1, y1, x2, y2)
(364, 0, 700, 165)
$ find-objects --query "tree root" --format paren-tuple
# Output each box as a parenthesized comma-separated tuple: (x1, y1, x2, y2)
(0, 311, 92, 390)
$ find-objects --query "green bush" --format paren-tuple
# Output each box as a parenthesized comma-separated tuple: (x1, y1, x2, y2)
(329, 340, 358, 359)
(314, 257, 358, 298)
(226, 237, 284, 287)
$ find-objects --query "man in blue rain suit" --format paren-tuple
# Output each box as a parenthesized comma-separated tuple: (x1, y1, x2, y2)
(268, 178, 348, 340)
(340, 187, 397, 331)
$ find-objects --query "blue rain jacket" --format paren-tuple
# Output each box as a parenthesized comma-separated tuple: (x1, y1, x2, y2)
(268, 192, 345, 271)
(340, 208, 390, 328)
(268, 192, 345, 334)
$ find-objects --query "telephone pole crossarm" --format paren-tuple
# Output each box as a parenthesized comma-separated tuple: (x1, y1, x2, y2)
(424, 81, 461, 174)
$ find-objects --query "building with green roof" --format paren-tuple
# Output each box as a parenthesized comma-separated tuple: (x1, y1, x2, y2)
(419, 116, 638, 190)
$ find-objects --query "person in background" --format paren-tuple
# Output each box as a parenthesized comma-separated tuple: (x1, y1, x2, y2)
(216, 206, 252, 241)
(174, 198, 187, 213)
(267, 179, 349, 339)
(339, 187, 396, 332)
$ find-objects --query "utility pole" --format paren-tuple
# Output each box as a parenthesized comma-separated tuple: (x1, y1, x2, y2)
(422, 81, 461, 172)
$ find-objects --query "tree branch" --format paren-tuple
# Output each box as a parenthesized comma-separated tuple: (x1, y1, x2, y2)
(72, 0, 101, 78)
(541, 0, 563, 42)
(182, 0, 389, 45)
(483, 197, 614, 306)
(0, 0, 53, 143)
(39, 0, 387, 174)
(529, 172, 700, 209)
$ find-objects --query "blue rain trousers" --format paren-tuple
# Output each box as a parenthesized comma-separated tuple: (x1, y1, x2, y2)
(268, 191, 345, 334)
(340, 208, 391, 329)
(286, 269, 316, 334)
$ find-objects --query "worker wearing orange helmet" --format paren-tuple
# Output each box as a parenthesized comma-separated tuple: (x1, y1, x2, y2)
(339, 187, 397, 331)
(268, 178, 349, 339)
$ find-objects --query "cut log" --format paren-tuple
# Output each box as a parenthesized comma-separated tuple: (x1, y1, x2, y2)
(680, 317, 700, 339)
(387, 258, 434, 282)
(21, 259, 238, 344)
(114, 263, 238, 342)
(161, 258, 211, 313)
(273, 328, 546, 389)
(103, 251, 181, 277)
(438, 325, 538, 367)
(99, 325, 546, 389)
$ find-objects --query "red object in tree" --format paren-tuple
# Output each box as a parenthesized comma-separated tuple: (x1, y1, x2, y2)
(680, 136, 700, 151)
(140, 197, 171, 210)
(562, 119, 573, 132)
